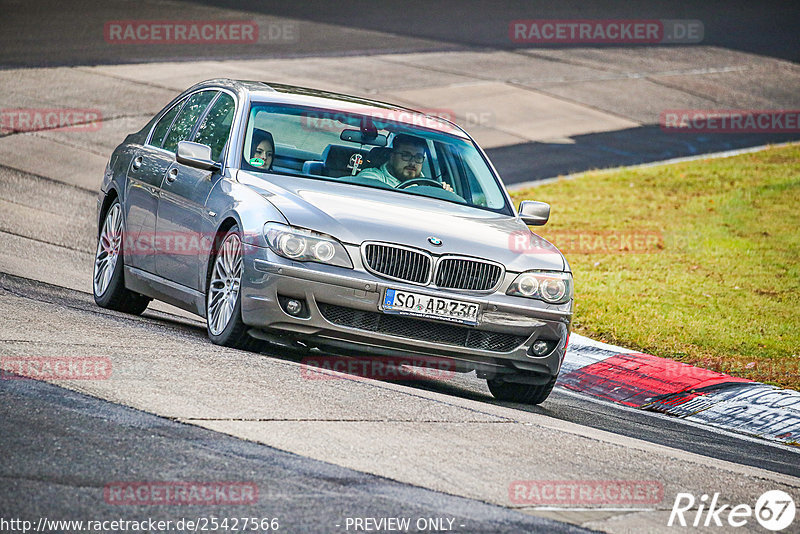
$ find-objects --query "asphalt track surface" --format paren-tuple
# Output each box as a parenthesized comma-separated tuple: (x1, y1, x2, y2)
(0, 375, 585, 534)
(1, 1, 800, 532)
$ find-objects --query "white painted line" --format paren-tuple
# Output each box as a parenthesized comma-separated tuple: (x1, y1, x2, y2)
(569, 333, 636, 354)
(507, 140, 800, 192)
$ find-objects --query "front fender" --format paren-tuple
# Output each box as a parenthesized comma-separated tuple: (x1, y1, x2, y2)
(200, 171, 289, 289)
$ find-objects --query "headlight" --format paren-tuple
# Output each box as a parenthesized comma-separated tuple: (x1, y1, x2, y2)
(507, 271, 572, 304)
(264, 223, 353, 268)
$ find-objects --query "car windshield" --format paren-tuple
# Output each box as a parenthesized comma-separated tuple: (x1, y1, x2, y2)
(240, 102, 510, 213)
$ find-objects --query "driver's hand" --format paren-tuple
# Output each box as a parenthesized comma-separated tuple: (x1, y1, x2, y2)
(442, 182, 454, 193)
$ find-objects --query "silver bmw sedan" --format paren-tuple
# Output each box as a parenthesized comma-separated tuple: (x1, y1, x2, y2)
(93, 79, 573, 404)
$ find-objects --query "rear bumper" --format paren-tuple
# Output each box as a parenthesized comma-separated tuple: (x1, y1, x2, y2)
(240, 244, 572, 378)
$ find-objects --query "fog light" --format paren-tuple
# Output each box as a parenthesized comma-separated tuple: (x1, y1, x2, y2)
(530, 339, 551, 356)
(278, 295, 310, 318)
(285, 299, 303, 316)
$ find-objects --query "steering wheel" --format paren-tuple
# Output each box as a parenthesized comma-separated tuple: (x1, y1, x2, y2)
(397, 178, 445, 189)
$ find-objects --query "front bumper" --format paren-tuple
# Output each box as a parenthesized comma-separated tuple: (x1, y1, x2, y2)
(240, 244, 572, 378)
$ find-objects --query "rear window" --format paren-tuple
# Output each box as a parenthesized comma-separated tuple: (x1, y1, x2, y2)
(162, 90, 216, 153)
(193, 93, 236, 161)
(149, 98, 185, 148)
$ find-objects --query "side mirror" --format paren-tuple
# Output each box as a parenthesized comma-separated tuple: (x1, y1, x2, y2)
(518, 200, 550, 226)
(176, 141, 220, 171)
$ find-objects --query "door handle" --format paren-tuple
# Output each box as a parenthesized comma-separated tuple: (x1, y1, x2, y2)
(132, 156, 143, 170)
(165, 167, 178, 183)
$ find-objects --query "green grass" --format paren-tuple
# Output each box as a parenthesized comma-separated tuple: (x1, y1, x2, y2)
(510, 144, 800, 389)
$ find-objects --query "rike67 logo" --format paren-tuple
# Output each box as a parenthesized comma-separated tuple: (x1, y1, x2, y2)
(669, 490, 796, 531)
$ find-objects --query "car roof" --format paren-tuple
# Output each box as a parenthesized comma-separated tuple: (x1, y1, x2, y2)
(187, 78, 469, 138)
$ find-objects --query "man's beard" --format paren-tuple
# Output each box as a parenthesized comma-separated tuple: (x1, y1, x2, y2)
(400, 166, 418, 179)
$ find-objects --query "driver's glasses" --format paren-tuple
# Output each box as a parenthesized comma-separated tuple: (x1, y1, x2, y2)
(396, 151, 425, 164)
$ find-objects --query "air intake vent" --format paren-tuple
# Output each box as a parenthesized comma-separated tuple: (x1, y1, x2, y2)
(362, 243, 431, 284)
(435, 257, 503, 291)
(318, 304, 526, 352)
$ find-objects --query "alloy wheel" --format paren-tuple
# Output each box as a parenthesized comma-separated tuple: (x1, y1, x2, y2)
(207, 233, 243, 335)
(93, 203, 122, 297)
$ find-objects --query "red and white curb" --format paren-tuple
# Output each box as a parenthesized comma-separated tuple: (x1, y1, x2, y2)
(559, 334, 800, 446)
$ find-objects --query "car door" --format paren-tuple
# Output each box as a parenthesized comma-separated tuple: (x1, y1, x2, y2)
(124, 97, 185, 273)
(155, 90, 236, 291)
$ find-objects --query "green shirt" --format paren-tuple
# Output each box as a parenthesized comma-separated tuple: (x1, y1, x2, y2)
(356, 162, 402, 187)
(357, 162, 427, 188)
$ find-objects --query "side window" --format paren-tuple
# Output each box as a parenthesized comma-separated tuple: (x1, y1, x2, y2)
(149, 98, 185, 148)
(193, 93, 236, 162)
(162, 90, 216, 153)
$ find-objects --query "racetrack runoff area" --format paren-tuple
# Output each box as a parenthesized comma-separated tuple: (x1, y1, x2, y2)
(1, 48, 799, 532)
(2, 45, 798, 188)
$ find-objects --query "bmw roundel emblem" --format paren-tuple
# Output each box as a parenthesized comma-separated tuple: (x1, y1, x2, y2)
(428, 236, 443, 246)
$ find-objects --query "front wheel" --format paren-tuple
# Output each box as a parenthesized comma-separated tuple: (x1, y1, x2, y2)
(487, 374, 557, 405)
(206, 225, 257, 350)
(92, 200, 151, 314)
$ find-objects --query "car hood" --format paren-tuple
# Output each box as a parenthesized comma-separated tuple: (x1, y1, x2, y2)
(239, 171, 565, 272)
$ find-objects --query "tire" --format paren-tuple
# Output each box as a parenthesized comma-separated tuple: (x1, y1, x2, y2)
(487, 374, 557, 405)
(93, 199, 151, 314)
(205, 225, 258, 350)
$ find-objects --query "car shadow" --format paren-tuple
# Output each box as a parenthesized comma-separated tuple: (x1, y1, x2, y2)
(133, 306, 556, 416)
(274, 347, 556, 415)
(487, 126, 800, 186)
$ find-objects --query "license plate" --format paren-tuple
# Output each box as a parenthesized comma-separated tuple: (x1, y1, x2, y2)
(382, 288, 479, 325)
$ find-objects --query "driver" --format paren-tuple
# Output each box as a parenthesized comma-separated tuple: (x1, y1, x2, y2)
(358, 134, 454, 192)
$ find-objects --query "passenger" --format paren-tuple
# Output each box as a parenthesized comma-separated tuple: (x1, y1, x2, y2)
(249, 129, 274, 170)
(358, 134, 454, 192)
